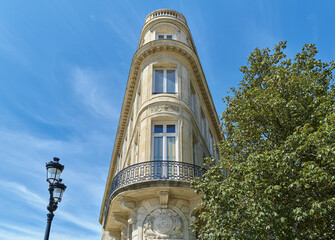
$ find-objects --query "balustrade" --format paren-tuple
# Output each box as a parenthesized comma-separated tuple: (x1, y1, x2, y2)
(109, 160, 206, 195)
(145, 9, 187, 24)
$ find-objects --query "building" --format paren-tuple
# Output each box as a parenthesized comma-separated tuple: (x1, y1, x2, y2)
(99, 9, 221, 240)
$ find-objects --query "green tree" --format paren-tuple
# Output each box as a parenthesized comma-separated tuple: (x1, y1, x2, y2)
(193, 42, 335, 240)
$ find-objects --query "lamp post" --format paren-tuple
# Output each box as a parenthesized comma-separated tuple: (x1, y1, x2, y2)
(44, 157, 67, 240)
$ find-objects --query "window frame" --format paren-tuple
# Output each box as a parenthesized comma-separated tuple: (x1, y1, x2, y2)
(135, 84, 141, 117)
(209, 131, 214, 156)
(134, 140, 138, 164)
(193, 133, 198, 166)
(190, 83, 195, 112)
(200, 108, 206, 137)
(151, 122, 178, 161)
(156, 33, 175, 40)
(153, 68, 177, 94)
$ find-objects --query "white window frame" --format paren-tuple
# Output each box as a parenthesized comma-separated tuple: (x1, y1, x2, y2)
(151, 122, 178, 161)
(156, 33, 175, 40)
(153, 68, 177, 94)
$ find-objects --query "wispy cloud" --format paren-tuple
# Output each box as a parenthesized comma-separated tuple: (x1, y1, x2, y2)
(0, 22, 29, 67)
(0, 180, 101, 234)
(89, 5, 139, 50)
(0, 228, 42, 240)
(106, 19, 138, 49)
(0, 180, 46, 209)
(105, 2, 140, 50)
(0, 128, 83, 173)
(58, 211, 101, 234)
(0, 226, 99, 240)
(0, 125, 108, 239)
(0, 222, 42, 239)
(71, 67, 120, 120)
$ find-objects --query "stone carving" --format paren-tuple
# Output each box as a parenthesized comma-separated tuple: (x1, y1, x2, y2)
(102, 230, 120, 240)
(150, 104, 179, 114)
(143, 208, 183, 239)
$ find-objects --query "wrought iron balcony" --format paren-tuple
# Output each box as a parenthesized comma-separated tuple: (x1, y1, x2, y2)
(109, 160, 206, 196)
(102, 161, 206, 226)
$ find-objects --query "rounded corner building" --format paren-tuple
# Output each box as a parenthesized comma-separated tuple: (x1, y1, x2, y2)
(99, 9, 221, 240)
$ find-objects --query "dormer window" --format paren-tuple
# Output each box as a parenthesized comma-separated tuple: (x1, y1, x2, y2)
(156, 34, 174, 40)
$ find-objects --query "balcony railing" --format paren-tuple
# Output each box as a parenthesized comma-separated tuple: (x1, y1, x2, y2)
(102, 160, 206, 226)
(145, 9, 187, 25)
(109, 160, 206, 196)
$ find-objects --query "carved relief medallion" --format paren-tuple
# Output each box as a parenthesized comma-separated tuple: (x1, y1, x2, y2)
(143, 208, 183, 239)
(153, 214, 173, 233)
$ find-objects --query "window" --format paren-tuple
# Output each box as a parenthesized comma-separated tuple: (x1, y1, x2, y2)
(129, 114, 133, 140)
(156, 34, 174, 40)
(135, 141, 138, 164)
(190, 84, 195, 112)
(116, 155, 120, 172)
(193, 134, 198, 166)
(153, 68, 176, 94)
(135, 86, 141, 116)
(201, 109, 206, 137)
(117, 153, 122, 172)
(209, 131, 214, 155)
(152, 123, 177, 161)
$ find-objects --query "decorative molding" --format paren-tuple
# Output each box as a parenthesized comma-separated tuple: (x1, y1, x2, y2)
(150, 103, 179, 114)
(120, 198, 137, 220)
(149, 21, 182, 33)
(102, 230, 120, 240)
(159, 191, 169, 209)
(143, 208, 183, 239)
(113, 214, 128, 230)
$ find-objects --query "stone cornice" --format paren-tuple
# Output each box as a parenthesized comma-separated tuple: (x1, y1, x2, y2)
(99, 40, 221, 223)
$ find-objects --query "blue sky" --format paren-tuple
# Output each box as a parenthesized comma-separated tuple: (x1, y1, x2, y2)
(0, 0, 334, 239)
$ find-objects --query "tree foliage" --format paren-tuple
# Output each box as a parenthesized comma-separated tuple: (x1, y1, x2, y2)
(193, 42, 335, 239)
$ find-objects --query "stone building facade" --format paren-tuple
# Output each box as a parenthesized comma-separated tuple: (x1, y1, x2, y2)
(99, 9, 221, 240)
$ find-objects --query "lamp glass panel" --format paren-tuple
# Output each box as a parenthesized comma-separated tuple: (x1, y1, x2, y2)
(53, 187, 64, 202)
(47, 167, 62, 183)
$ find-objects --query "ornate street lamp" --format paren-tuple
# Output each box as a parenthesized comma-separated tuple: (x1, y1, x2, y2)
(44, 157, 67, 240)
